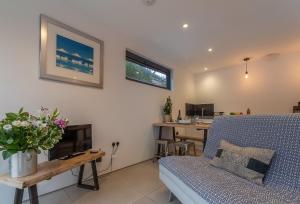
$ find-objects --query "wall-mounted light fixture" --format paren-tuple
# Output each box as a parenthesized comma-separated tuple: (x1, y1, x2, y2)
(243, 57, 250, 79)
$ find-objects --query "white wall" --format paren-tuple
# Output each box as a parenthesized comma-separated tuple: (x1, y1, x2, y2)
(195, 52, 300, 114)
(0, 1, 195, 202)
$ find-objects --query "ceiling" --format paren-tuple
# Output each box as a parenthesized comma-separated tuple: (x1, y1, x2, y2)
(66, 0, 300, 73)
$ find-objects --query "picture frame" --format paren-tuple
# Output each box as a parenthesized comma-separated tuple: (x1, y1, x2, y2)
(40, 14, 104, 88)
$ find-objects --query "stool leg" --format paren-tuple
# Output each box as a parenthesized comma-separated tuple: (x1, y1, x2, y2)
(193, 143, 196, 156)
(178, 146, 181, 156)
(178, 145, 182, 155)
(174, 145, 178, 155)
(180, 146, 184, 156)
(162, 143, 166, 156)
(14, 189, 24, 204)
(158, 142, 163, 157)
(165, 144, 168, 157)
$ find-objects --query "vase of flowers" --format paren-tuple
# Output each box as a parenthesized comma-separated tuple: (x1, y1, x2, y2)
(163, 96, 172, 122)
(0, 107, 68, 177)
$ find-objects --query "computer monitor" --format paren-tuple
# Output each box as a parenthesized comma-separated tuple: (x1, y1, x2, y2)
(185, 103, 214, 117)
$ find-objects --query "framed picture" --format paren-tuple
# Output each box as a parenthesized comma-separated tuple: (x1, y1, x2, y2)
(40, 14, 104, 88)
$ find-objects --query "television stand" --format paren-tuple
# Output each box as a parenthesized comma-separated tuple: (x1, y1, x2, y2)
(0, 150, 105, 204)
(59, 152, 85, 160)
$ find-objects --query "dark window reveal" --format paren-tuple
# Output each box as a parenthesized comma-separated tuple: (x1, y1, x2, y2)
(126, 50, 171, 90)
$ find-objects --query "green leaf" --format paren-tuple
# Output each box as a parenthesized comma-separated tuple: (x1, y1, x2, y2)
(51, 108, 60, 119)
(20, 112, 29, 118)
(6, 144, 18, 150)
(18, 107, 24, 114)
(5, 113, 17, 120)
(2, 151, 14, 160)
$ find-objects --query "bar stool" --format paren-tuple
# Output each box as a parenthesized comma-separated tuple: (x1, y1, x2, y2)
(174, 141, 196, 156)
(154, 139, 173, 160)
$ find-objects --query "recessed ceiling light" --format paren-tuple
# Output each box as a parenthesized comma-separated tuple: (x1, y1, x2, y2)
(208, 48, 213, 52)
(204, 67, 208, 71)
(182, 24, 189, 29)
(143, 0, 156, 6)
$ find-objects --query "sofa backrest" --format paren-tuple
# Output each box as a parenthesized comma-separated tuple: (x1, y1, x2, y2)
(204, 115, 300, 189)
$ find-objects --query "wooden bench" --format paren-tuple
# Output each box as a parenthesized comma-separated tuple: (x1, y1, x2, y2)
(0, 150, 105, 204)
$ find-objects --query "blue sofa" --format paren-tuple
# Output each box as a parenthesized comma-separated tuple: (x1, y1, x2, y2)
(159, 115, 300, 204)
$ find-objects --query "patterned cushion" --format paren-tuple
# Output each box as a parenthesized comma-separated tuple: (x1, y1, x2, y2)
(210, 140, 275, 185)
(204, 115, 300, 189)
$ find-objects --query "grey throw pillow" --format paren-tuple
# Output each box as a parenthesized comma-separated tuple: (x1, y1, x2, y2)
(209, 140, 275, 185)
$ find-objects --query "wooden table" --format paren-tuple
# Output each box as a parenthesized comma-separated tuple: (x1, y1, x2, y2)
(153, 122, 211, 152)
(0, 150, 105, 204)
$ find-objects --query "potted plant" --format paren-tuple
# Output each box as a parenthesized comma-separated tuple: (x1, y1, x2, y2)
(163, 96, 172, 122)
(0, 107, 68, 177)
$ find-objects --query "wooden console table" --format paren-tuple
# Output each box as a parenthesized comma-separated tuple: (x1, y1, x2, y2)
(0, 150, 105, 204)
(153, 122, 211, 152)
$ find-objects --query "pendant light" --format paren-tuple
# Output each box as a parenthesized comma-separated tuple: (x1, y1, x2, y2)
(243, 57, 250, 79)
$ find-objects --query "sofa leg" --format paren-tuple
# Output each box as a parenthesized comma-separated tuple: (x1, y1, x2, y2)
(169, 191, 175, 202)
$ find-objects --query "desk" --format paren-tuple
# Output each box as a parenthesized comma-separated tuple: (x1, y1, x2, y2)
(0, 151, 105, 204)
(153, 123, 211, 152)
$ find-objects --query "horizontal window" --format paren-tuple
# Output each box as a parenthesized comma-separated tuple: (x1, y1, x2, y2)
(126, 50, 171, 90)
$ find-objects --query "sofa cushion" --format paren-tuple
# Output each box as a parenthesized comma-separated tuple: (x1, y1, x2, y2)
(209, 140, 275, 185)
(204, 115, 300, 189)
(160, 156, 300, 204)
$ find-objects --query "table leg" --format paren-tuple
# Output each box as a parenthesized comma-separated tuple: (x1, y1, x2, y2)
(91, 160, 100, 190)
(14, 189, 24, 204)
(172, 127, 177, 155)
(77, 162, 100, 191)
(203, 129, 208, 152)
(157, 126, 163, 156)
(28, 185, 39, 204)
(77, 164, 85, 186)
(172, 127, 176, 141)
(158, 126, 162, 140)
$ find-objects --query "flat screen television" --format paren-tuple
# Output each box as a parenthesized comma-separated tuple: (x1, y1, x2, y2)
(48, 124, 92, 160)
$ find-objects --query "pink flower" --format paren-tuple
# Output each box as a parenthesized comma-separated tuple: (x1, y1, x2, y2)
(54, 119, 67, 129)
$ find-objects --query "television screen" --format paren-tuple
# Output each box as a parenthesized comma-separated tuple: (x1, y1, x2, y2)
(48, 124, 92, 160)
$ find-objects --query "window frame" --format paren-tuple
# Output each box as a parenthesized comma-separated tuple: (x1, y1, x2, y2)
(126, 50, 172, 90)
